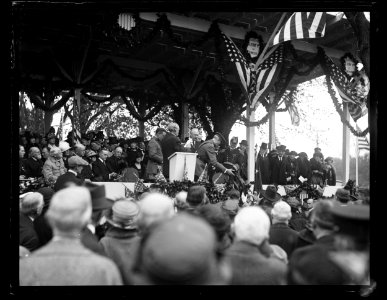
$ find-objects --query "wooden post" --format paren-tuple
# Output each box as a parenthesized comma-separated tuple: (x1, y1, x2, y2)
(182, 102, 189, 141)
(342, 103, 350, 185)
(246, 106, 256, 182)
(139, 121, 145, 138)
(268, 92, 276, 150)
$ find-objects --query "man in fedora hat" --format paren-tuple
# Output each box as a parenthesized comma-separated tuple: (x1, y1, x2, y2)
(254, 142, 270, 192)
(83, 182, 114, 246)
(195, 132, 234, 181)
(334, 188, 351, 206)
(54, 156, 88, 192)
(270, 145, 287, 185)
(20, 186, 122, 285)
(99, 199, 141, 285)
(258, 185, 282, 221)
(285, 151, 299, 185)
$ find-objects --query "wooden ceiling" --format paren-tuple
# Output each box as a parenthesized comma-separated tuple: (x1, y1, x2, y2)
(13, 6, 358, 95)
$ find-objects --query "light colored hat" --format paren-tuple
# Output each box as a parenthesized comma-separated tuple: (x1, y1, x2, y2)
(59, 141, 71, 152)
(68, 156, 89, 167)
(106, 199, 140, 229)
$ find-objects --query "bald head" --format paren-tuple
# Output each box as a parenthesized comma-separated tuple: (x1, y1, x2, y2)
(138, 192, 175, 230)
(46, 186, 92, 233)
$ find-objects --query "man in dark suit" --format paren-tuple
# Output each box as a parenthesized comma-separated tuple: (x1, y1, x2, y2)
(269, 201, 299, 258)
(92, 149, 117, 182)
(23, 147, 44, 178)
(270, 145, 287, 185)
(106, 146, 124, 174)
(146, 128, 167, 180)
(285, 151, 300, 185)
(160, 122, 186, 179)
(288, 200, 350, 284)
(20, 192, 44, 252)
(254, 142, 270, 191)
(54, 156, 88, 191)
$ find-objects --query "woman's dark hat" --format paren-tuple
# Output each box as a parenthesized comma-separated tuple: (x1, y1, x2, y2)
(260, 185, 281, 202)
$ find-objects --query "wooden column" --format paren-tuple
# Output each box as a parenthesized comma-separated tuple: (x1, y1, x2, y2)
(182, 102, 189, 141)
(246, 106, 256, 182)
(342, 103, 350, 185)
(268, 92, 276, 150)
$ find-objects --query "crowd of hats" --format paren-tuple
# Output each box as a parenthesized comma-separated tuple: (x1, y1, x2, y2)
(19, 128, 146, 159)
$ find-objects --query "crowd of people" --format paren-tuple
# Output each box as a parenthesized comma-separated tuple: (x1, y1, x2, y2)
(19, 180, 370, 285)
(18, 123, 371, 286)
(19, 123, 337, 192)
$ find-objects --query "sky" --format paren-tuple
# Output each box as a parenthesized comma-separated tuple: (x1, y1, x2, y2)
(229, 76, 368, 159)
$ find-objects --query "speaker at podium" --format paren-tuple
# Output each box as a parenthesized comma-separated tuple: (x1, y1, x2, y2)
(168, 152, 197, 181)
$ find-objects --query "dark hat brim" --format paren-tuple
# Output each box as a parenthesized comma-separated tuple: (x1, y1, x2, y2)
(213, 132, 226, 144)
(261, 190, 281, 202)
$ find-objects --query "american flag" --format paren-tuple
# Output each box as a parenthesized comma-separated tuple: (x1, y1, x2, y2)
(268, 12, 326, 48)
(356, 125, 369, 151)
(122, 183, 136, 198)
(221, 32, 251, 96)
(134, 178, 147, 193)
(323, 52, 368, 127)
(250, 44, 284, 109)
(357, 136, 369, 151)
(221, 32, 284, 110)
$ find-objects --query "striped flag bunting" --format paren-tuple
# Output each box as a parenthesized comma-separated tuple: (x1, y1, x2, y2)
(250, 44, 284, 109)
(322, 52, 369, 131)
(357, 136, 369, 151)
(221, 32, 251, 97)
(221, 32, 284, 110)
(268, 12, 326, 48)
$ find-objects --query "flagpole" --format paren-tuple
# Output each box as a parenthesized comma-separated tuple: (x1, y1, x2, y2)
(254, 12, 287, 70)
(355, 135, 359, 187)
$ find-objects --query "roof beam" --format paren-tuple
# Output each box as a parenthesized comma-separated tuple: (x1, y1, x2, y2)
(139, 12, 346, 59)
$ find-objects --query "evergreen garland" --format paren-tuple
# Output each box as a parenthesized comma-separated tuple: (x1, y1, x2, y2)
(325, 74, 369, 137)
(286, 181, 323, 200)
(150, 180, 235, 204)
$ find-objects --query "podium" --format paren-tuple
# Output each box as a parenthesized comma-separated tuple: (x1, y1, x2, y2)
(168, 152, 197, 181)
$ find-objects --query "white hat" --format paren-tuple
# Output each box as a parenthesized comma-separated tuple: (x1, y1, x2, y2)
(59, 141, 71, 152)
